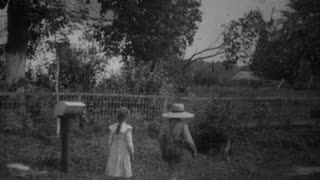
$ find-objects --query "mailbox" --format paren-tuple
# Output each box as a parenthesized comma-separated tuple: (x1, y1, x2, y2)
(53, 101, 86, 173)
(54, 101, 86, 117)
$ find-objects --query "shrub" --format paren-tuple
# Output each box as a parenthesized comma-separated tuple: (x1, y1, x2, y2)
(251, 102, 272, 128)
(33, 109, 56, 138)
(190, 99, 234, 156)
(251, 80, 263, 88)
(97, 61, 170, 95)
(146, 116, 162, 139)
(293, 81, 306, 90)
(0, 110, 24, 133)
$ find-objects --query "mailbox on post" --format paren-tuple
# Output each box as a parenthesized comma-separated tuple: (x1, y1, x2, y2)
(54, 101, 86, 173)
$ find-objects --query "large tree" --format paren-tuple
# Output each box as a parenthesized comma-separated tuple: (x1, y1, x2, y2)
(171, 10, 265, 75)
(94, 0, 202, 71)
(1, 0, 89, 87)
(33, 43, 108, 92)
(251, 0, 320, 84)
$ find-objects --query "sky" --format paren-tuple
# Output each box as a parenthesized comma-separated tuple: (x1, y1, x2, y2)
(185, 0, 288, 61)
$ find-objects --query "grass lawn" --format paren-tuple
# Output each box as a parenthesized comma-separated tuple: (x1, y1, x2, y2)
(0, 127, 320, 180)
(189, 86, 320, 97)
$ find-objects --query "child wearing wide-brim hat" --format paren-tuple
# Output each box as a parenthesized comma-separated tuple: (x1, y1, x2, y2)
(159, 103, 197, 180)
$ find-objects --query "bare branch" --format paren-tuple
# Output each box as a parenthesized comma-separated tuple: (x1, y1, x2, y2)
(186, 43, 225, 62)
(169, 51, 226, 76)
(184, 51, 226, 68)
(184, 33, 226, 62)
(208, 34, 223, 48)
(169, 31, 248, 76)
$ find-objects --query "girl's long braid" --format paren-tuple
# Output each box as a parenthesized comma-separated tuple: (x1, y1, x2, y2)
(116, 108, 129, 134)
(116, 121, 122, 134)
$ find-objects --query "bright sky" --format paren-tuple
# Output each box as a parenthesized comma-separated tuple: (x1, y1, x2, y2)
(185, 0, 288, 61)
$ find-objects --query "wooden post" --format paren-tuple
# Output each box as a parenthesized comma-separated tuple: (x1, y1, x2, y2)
(277, 79, 285, 89)
(308, 75, 313, 89)
(163, 97, 168, 112)
(56, 117, 61, 136)
(55, 25, 60, 137)
(60, 116, 70, 173)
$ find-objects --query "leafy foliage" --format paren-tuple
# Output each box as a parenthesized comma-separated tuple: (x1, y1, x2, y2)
(180, 2, 318, 86)
(3, 0, 83, 57)
(31, 42, 108, 92)
(250, 0, 320, 84)
(190, 61, 218, 86)
(0, 0, 8, 9)
(174, 10, 264, 75)
(2, 0, 91, 86)
(98, 60, 170, 94)
(222, 10, 266, 68)
(94, 0, 202, 69)
(164, 56, 193, 94)
(45, 44, 108, 92)
(190, 99, 234, 156)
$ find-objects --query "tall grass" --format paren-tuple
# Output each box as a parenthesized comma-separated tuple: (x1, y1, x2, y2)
(190, 85, 320, 97)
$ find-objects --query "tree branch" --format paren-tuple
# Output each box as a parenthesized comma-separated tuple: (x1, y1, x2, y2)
(169, 51, 226, 76)
(169, 31, 249, 76)
(184, 51, 226, 69)
(186, 43, 225, 62)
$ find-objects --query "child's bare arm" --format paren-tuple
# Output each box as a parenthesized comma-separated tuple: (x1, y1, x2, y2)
(183, 124, 197, 157)
(126, 129, 134, 158)
(108, 130, 113, 147)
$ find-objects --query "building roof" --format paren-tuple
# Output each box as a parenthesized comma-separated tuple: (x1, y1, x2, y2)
(231, 71, 261, 81)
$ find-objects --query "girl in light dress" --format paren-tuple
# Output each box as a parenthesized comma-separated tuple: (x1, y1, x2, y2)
(106, 107, 134, 180)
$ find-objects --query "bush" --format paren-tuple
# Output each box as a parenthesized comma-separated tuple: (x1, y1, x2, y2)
(293, 81, 306, 90)
(251, 102, 272, 128)
(147, 116, 162, 139)
(190, 99, 234, 156)
(97, 61, 170, 95)
(0, 110, 24, 133)
(251, 80, 263, 88)
(33, 109, 56, 138)
(0, 91, 59, 137)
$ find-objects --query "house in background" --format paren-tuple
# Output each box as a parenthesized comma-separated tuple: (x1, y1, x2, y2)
(231, 71, 261, 81)
(231, 71, 263, 87)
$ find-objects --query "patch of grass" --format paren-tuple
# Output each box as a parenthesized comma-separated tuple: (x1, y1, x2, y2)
(0, 127, 320, 179)
(190, 85, 320, 97)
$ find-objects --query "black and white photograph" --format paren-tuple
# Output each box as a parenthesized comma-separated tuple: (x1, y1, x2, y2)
(0, 0, 319, 179)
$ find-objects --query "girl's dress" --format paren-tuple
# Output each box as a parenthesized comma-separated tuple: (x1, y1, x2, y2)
(106, 122, 134, 178)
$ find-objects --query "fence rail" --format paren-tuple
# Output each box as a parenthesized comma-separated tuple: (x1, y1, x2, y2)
(0, 92, 319, 135)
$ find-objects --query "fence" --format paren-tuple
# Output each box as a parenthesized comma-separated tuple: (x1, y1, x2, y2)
(0, 92, 320, 135)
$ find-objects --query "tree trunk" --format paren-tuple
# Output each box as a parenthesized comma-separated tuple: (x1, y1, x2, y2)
(5, 51, 26, 85)
(308, 75, 313, 89)
(55, 33, 61, 137)
(5, 0, 28, 86)
(5, 0, 29, 133)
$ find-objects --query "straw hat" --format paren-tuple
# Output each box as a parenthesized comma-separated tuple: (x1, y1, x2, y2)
(162, 103, 194, 119)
